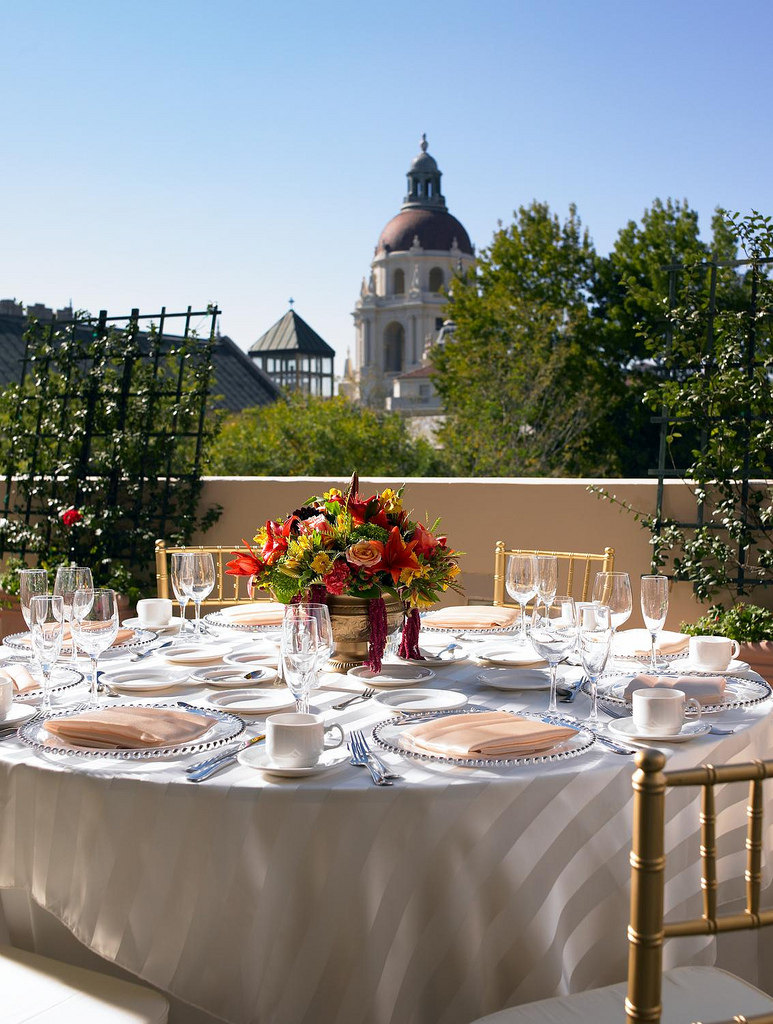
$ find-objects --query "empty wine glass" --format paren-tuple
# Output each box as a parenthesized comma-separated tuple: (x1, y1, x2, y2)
(529, 596, 577, 713)
(71, 588, 119, 708)
(640, 575, 669, 673)
(578, 604, 613, 725)
(54, 566, 93, 666)
(299, 603, 334, 678)
(535, 555, 558, 613)
(505, 554, 538, 646)
(592, 571, 632, 635)
(28, 594, 64, 713)
(170, 553, 194, 636)
(281, 606, 320, 714)
(180, 552, 216, 638)
(19, 568, 48, 670)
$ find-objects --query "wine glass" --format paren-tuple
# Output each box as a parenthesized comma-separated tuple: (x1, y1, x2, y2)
(180, 553, 216, 639)
(640, 575, 669, 673)
(71, 589, 119, 708)
(300, 603, 334, 678)
(592, 571, 632, 637)
(505, 554, 538, 646)
(578, 603, 613, 726)
(19, 568, 48, 671)
(170, 553, 194, 636)
(281, 606, 321, 714)
(535, 555, 558, 613)
(28, 594, 64, 713)
(54, 566, 94, 666)
(529, 596, 578, 713)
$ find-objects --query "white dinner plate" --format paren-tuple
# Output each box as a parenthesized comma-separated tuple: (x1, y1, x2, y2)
(374, 689, 468, 714)
(207, 689, 295, 715)
(398, 643, 468, 666)
(100, 666, 192, 692)
(223, 650, 280, 670)
(0, 703, 38, 729)
(608, 718, 711, 743)
(347, 664, 435, 687)
(670, 657, 750, 674)
(190, 665, 276, 687)
(476, 667, 551, 691)
(238, 744, 350, 777)
(122, 616, 184, 635)
(471, 642, 546, 668)
(162, 643, 229, 666)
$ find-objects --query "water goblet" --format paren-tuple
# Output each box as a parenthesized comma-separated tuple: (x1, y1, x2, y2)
(535, 555, 558, 613)
(578, 603, 613, 726)
(505, 554, 538, 647)
(529, 596, 577, 713)
(19, 568, 48, 670)
(640, 574, 669, 673)
(299, 603, 334, 678)
(180, 552, 216, 639)
(281, 606, 320, 714)
(170, 553, 194, 637)
(592, 571, 632, 635)
(71, 588, 119, 708)
(28, 594, 65, 713)
(54, 565, 93, 666)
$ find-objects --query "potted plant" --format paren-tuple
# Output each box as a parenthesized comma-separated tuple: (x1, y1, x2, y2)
(680, 603, 773, 682)
(226, 474, 462, 672)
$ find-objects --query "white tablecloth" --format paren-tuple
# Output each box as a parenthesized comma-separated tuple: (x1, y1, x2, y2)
(1, 637, 772, 1024)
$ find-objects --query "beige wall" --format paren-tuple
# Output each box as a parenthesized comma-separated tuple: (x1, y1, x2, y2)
(193, 476, 749, 629)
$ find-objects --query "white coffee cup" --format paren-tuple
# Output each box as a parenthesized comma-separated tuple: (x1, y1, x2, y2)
(136, 598, 173, 628)
(632, 687, 702, 736)
(266, 712, 345, 768)
(0, 677, 12, 723)
(688, 635, 740, 671)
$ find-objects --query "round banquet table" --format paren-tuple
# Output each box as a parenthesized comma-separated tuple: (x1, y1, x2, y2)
(1, 630, 772, 1024)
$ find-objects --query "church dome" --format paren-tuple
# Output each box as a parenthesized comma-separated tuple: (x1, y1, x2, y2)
(377, 208, 473, 255)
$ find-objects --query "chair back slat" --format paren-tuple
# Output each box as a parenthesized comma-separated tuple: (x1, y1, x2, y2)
(155, 539, 256, 608)
(747, 778, 764, 917)
(492, 543, 615, 605)
(700, 782, 717, 922)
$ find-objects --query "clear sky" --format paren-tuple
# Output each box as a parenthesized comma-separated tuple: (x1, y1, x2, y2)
(3, 0, 772, 371)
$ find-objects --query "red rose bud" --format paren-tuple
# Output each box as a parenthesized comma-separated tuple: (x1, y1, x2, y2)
(60, 507, 82, 527)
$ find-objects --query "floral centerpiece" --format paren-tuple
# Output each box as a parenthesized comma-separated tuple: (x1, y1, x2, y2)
(226, 474, 462, 671)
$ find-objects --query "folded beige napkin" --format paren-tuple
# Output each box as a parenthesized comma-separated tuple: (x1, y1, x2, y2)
(614, 629, 689, 658)
(0, 664, 39, 693)
(421, 606, 519, 630)
(219, 602, 285, 626)
(623, 673, 726, 704)
(405, 711, 577, 760)
(20, 627, 136, 648)
(44, 707, 217, 749)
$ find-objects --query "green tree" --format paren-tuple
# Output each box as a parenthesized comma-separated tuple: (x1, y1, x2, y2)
(206, 392, 446, 476)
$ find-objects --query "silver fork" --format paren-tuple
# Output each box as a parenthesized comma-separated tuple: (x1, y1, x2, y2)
(351, 728, 401, 779)
(347, 732, 392, 785)
(332, 687, 376, 711)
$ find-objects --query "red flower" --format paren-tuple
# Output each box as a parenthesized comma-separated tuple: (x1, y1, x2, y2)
(261, 517, 297, 565)
(411, 522, 440, 558)
(226, 539, 264, 577)
(378, 526, 420, 585)
(322, 560, 351, 595)
(60, 507, 82, 528)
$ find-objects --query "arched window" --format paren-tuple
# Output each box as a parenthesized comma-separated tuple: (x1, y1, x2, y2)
(429, 267, 444, 292)
(393, 268, 405, 294)
(384, 322, 405, 373)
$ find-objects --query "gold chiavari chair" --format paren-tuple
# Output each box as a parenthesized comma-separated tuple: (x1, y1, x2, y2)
(492, 542, 615, 607)
(155, 540, 260, 609)
(470, 748, 773, 1024)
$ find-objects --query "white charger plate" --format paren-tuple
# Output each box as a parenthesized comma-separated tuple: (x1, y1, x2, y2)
(238, 744, 350, 777)
(374, 689, 468, 714)
(207, 689, 295, 715)
(608, 718, 711, 743)
(347, 664, 435, 687)
(99, 666, 192, 692)
(476, 667, 551, 691)
(0, 703, 38, 729)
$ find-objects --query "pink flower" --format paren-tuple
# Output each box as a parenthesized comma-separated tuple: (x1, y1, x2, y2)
(322, 560, 351, 595)
(345, 539, 384, 574)
(298, 514, 334, 539)
(60, 507, 82, 528)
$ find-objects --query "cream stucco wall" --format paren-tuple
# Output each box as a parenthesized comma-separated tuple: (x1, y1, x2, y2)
(193, 476, 751, 629)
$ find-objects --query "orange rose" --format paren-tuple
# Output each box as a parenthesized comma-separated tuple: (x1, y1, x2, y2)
(345, 539, 384, 573)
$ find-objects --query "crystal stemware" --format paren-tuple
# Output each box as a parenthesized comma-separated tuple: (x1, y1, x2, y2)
(640, 574, 669, 673)
(592, 571, 632, 634)
(281, 606, 321, 714)
(299, 603, 334, 678)
(529, 596, 577, 713)
(54, 566, 94, 666)
(28, 594, 65, 713)
(578, 603, 613, 725)
(535, 555, 558, 613)
(19, 568, 48, 671)
(170, 553, 194, 636)
(180, 553, 216, 639)
(71, 588, 119, 708)
(505, 554, 538, 646)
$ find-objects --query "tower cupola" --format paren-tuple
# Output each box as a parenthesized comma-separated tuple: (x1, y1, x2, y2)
(402, 134, 446, 211)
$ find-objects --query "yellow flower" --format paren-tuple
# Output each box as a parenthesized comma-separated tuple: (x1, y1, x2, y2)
(324, 488, 343, 500)
(380, 488, 402, 513)
(311, 553, 333, 575)
(254, 527, 268, 547)
(399, 564, 429, 586)
(408, 593, 436, 610)
(336, 513, 349, 531)
(448, 563, 462, 579)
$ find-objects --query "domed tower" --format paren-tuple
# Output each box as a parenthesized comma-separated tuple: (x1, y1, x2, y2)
(350, 135, 474, 408)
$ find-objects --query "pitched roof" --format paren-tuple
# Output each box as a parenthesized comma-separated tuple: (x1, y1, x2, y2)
(249, 309, 335, 357)
(0, 314, 279, 412)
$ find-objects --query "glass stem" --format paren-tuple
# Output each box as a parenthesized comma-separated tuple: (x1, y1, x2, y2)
(194, 600, 201, 637)
(519, 601, 528, 644)
(650, 632, 658, 673)
(588, 674, 599, 725)
(548, 662, 558, 713)
(41, 665, 52, 714)
(90, 656, 99, 708)
(179, 600, 187, 632)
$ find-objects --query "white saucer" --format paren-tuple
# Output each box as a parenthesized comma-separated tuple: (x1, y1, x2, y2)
(0, 703, 37, 729)
(190, 665, 274, 687)
(207, 689, 295, 715)
(476, 667, 551, 691)
(671, 657, 750, 674)
(122, 616, 184, 635)
(162, 643, 228, 666)
(100, 666, 191, 692)
(608, 718, 711, 743)
(374, 689, 468, 714)
(238, 744, 350, 777)
(347, 664, 435, 687)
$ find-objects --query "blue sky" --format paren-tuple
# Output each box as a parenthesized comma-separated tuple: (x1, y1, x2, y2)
(3, 0, 771, 369)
